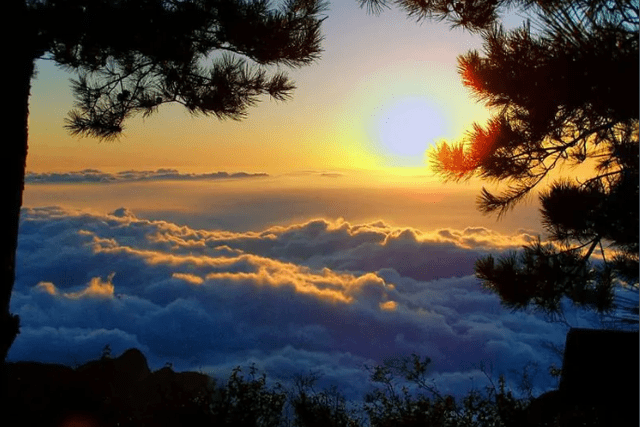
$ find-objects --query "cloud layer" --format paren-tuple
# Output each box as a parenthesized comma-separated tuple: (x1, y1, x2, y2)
(25, 169, 268, 184)
(12, 207, 593, 398)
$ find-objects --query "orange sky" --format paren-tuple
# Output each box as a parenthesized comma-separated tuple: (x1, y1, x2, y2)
(26, 2, 495, 176)
(21, 2, 554, 238)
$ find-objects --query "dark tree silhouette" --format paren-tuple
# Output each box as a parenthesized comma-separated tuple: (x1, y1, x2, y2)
(359, 0, 639, 324)
(3, 0, 327, 364)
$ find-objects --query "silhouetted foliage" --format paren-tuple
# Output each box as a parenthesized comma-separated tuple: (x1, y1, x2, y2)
(2, 0, 328, 365)
(360, 0, 639, 324)
(9, 346, 639, 426)
(31, 0, 328, 139)
(358, 0, 503, 32)
(362, 354, 530, 427)
(207, 365, 287, 427)
(289, 372, 363, 427)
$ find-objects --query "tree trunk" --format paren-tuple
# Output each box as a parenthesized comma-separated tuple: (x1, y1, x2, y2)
(2, 0, 35, 364)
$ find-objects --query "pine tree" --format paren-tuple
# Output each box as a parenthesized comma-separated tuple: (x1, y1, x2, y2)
(360, 0, 639, 324)
(3, 0, 327, 364)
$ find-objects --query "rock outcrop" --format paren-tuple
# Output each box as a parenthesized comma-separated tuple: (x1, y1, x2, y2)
(526, 328, 639, 427)
(5, 348, 213, 427)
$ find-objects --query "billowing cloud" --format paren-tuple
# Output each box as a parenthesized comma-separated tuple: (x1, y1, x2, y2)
(11, 206, 599, 398)
(25, 169, 268, 184)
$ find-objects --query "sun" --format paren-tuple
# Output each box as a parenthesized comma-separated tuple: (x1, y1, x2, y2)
(371, 97, 446, 165)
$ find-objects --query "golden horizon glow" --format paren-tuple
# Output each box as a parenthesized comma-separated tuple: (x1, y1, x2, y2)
(26, 3, 492, 176)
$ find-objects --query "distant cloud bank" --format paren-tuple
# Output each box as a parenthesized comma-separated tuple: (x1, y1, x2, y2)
(25, 169, 268, 184)
(11, 207, 600, 398)
(281, 170, 345, 178)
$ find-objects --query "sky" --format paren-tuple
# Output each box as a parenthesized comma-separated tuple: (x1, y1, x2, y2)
(27, 1, 494, 174)
(11, 0, 613, 400)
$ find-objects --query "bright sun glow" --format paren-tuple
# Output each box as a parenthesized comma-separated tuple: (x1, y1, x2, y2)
(373, 97, 446, 165)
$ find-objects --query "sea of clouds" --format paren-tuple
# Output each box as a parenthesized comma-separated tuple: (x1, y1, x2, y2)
(10, 196, 607, 399)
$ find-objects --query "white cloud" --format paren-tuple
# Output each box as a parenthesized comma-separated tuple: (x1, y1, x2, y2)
(11, 206, 586, 398)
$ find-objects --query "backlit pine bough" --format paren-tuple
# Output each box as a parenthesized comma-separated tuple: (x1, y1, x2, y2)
(360, 0, 639, 326)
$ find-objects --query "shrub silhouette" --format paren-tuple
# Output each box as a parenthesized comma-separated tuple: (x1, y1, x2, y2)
(7, 346, 638, 426)
(206, 365, 286, 427)
(289, 373, 363, 427)
(362, 354, 528, 427)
